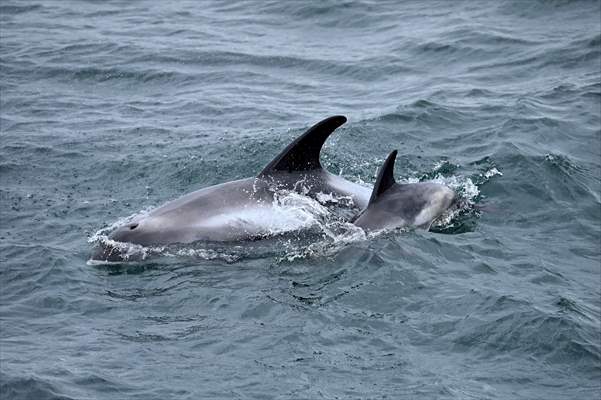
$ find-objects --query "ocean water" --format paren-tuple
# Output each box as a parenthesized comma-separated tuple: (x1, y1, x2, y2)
(1, 0, 600, 399)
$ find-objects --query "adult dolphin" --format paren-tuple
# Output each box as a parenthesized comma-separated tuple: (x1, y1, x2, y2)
(354, 150, 455, 231)
(91, 116, 371, 261)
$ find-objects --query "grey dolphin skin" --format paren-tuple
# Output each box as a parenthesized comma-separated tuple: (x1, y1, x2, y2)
(92, 116, 372, 261)
(91, 117, 456, 262)
(354, 150, 455, 231)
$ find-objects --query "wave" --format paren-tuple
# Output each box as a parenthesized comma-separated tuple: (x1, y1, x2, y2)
(1, 51, 415, 88)
(0, 373, 75, 400)
(452, 296, 601, 371)
(0, 4, 42, 15)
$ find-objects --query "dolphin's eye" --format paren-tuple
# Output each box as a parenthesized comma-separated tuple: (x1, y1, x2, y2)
(129, 223, 139, 230)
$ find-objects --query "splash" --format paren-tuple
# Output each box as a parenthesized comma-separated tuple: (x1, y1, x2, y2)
(429, 165, 502, 232)
(87, 207, 161, 264)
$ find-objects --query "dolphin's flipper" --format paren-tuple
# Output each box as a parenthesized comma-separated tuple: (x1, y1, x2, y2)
(259, 115, 347, 175)
(368, 150, 397, 205)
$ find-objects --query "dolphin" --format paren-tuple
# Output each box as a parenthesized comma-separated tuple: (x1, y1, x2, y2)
(91, 115, 371, 261)
(353, 150, 455, 231)
(91, 118, 457, 262)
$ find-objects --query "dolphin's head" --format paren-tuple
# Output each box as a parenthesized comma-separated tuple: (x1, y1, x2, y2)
(90, 218, 171, 262)
(402, 182, 456, 228)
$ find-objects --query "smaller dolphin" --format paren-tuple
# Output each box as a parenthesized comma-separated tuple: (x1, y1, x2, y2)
(353, 150, 455, 231)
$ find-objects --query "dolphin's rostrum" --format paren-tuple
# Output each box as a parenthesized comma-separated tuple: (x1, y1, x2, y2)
(91, 116, 455, 262)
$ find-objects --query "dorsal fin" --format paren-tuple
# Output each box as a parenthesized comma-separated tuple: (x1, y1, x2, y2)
(259, 115, 347, 175)
(368, 150, 397, 205)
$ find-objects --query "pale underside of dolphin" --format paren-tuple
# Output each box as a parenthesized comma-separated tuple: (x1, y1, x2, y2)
(91, 116, 455, 262)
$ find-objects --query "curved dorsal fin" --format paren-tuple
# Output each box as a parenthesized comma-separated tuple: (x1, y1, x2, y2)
(368, 150, 397, 205)
(259, 115, 347, 175)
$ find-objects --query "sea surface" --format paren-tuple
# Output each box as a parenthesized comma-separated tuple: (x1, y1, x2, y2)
(1, 1, 600, 399)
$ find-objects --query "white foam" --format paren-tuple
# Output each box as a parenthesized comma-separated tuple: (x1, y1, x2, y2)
(483, 167, 503, 178)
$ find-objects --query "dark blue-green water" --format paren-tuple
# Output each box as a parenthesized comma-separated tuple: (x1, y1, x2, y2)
(1, 1, 600, 399)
